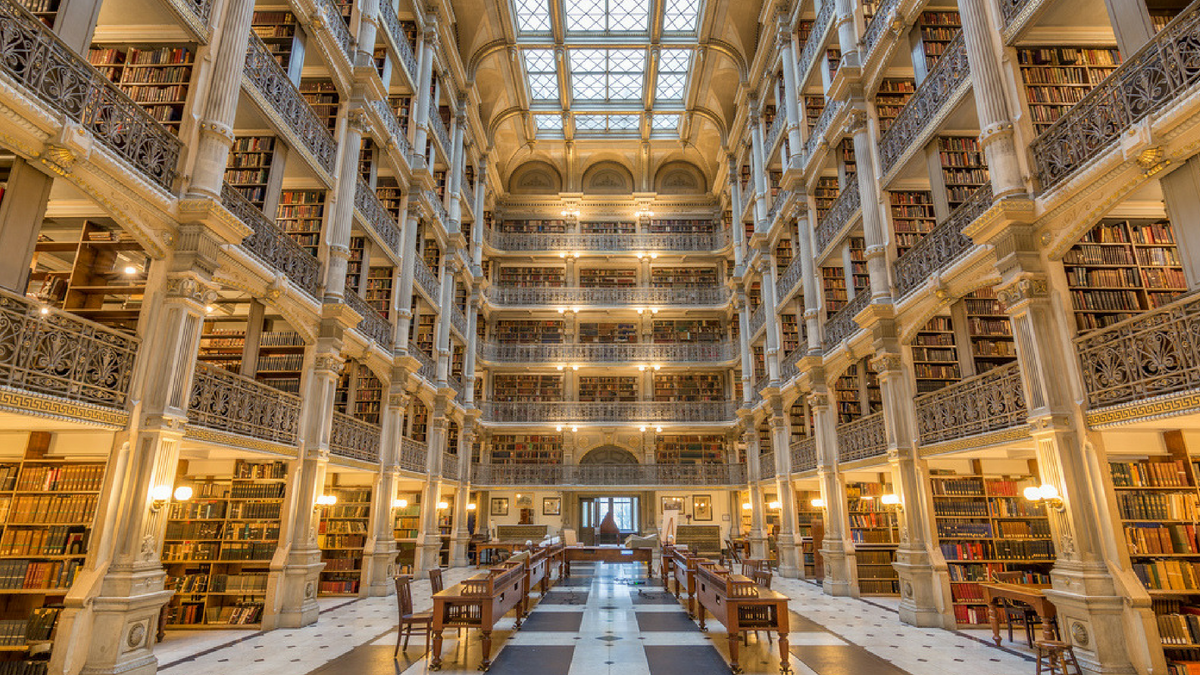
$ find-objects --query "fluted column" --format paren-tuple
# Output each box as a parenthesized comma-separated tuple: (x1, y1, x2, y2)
(447, 108, 466, 231)
(768, 399, 800, 577)
(411, 30, 435, 160)
(462, 292, 480, 403)
(749, 102, 769, 230)
(471, 157, 488, 273)
(794, 206, 823, 354)
(958, 0, 1025, 198)
(450, 419, 476, 566)
(728, 154, 746, 272)
(743, 428, 768, 560)
(354, 0, 380, 71)
(735, 292, 754, 404)
(832, 0, 860, 69)
(758, 253, 782, 384)
(812, 389, 855, 596)
(362, 383, 405, 596)
(847, 107, 891, 302)
(324, 107, 369, 302)
(434, 257, 459, 387)
(777, 18, 805, 171)
(416, 400, 448, 573)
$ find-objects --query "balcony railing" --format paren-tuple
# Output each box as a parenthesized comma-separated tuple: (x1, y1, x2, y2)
(777, 256, 804, 301)
(1032, 4, 1200, 191)
(999, 0, 1032, 28)
(355, 179, 401, 255)
(765, 112, 787, 156)
(442, 451, 459, 480)
(780, 348, 803, 382)
(791, 437, 817, 472)
(749, 302, 767, 337)
(244, 34, 337, 176)
(449, 373, 465, 399)
(0, 289, 138, 410)
(0, 0, 182, 190)
(428, 100, 451, 153)
(345, 291, 393, 347)
(894, 183, 993, 298)
(915, 362, 1027, 446)
(837, 411, 887, 463)
(484, 229, 728, 253)
(878, 31, 969, 178)
(477, 341, 738, 364)
(399, 436, 427, 473)
(766, 189, 791, 226)
(801, 100, 843, 165)
(760, 450, 776, 479)
(1075, 291, 1200, 409)
(414, 257, 440, 300)
(480, 401, 738, 424)
(740, 181, 755, 219)
(188, 363, 300, 445)
(450, 305, 468, 338)
(486, 286, 730, 307)
(461, 176, 475, 208)
(409, 341, 437, 382)
(369, 99, 414, 162)
(863, 0, 900, 58)
(425, 190, 450, 230)
(824, 290, 869, 350)
(472, 463, 747, 487)
(222, 183, 322, 298)
(316, 0, 353, 62)
(798, 0, 835, 79)
(813, 177, 861, 256)
(330, 411, 381, 463)
(379, 0, 419, 80)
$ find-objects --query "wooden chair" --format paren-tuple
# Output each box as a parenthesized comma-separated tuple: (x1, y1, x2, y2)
(1035, 640, 1082, 675)
(429, 568, 444, 595)
(748, 569, 774, 645)
(993, 571, 1040, 646)
(393, 576, 433, 657)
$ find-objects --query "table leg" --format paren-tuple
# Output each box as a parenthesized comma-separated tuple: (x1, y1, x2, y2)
(1041, 611, 1056, 642)
(697, 602, 706, 631)
(479, 630, 492, 671)
(728, 633, 741, 674)
(687, 592, 694, 619)
(988, 601, 1001, 647)
(431, 628, 444, 670)
(778, 631, 791, 674)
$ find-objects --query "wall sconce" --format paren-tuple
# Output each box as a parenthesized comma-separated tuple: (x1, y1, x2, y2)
(649, 253, 658, 260)
(38, 306, 50, 315)
(880, 494, 902, 510)
(810, 498, 826, 508)
(571, 425, 579, 432)
(571, 306, 581, 314)
(123, 265, 139, 276)
(636, 308, 644, 314)
(650, 308, 658, 314)
(316, 494, 338, 507)
(437, 501, 449, 510)
(1023, 484, 1065, 512)
(741, 502, 752, 510)
(639, 426, 647, 432)
(151, 485, 192, 512)
(467, 503, 477, 511)
(555, 425, 564, 432)
(393, 498, 409, 509)
(768, 500, 781, 510)
(655, 426, 662, 433)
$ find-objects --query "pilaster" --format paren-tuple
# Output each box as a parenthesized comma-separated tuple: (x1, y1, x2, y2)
(812, 390, 856, 597)
(362, 383, 407, 596)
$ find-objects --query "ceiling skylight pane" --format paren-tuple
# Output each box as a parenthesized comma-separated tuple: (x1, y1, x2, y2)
(565, 0, 606, 31)
(659, 49, 691, 72)
(608, 114, 640, 130)
(654, 49, 691, 100)
(652, 114, 680, 130)
(609, 0, 649, 31)
(513, 0, 552, 32)
(523, 49, 560, 100)
(535, 114, 563, 130)
(569, 49, 645, 101)
(575, 115, 606, 131)
(662, 0, 700, 32)
(565, 0, 649, 32)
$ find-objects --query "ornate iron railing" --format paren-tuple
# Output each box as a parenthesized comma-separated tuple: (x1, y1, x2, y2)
(998, 0, 1031, 27)
(791, 437, 817, 472)
(413, 257, 440, 300)
(741, 181, 755, 217)
(477, 341, 738, 363)
(798, 0, 835, 79)
(171, 0, 213, 31)
(448, 373, 464, 398)
(461, 176, 475, 208)
(780, 348, 804, 382)
(1074, 291, 1200, 408)
(188, 363, 300, 445)
(428, 100, 451, 153)
(330, 411, 381, 463)
(486, 286, 730, 307)
(399, 436, 427, 473)
(0, 0, 183, 190)
(801, 100, 843, 164)
(316, 0, 353, 61)
(408, 341, 437, 382)
(766, 189, 791, 226)
(450, 305, 468, 337)
(915, 362, 1027, 445)
(1032, 4, 1200, 190)
(480, 401, 738, 424)
(814, 177, 861, 256)
(244, 34, 337, 176)
(370, 99, 414, 160)
(824, 291, 869, 349)
(777, 256, 804, 301)
(760, 450, 776, 479)
(442, 451, 459, 480)
(425, 190, 450, 230)
(379, 0, 419, 79)
(355, 179, 401, 255)
(222, 183, 322, 298)
(863, 0, 900, 57)
(878, 32, 968, 177)
(837, 411, 887, 463)
(0, 289, 138, 410)
(749, 302, 767, 337)
(472, 463, 747, 487)
(345, 291, 393, 347)
(765, 111, 787, 155)
(483, 229, 728, 252)
(894, 183, 993, 298)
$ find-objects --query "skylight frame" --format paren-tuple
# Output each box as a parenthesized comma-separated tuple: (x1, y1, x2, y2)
(573, 113, 644, 134)
(522, 49, 561, 102)
(564, 0, 651, 34)
(512, 0, 552, 34)
(654, 48, 693, 102)
(567, 48, 646, 103)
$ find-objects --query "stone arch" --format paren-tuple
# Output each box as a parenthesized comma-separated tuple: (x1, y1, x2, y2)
(654, 161, 708, 194)
(508, 160, 562, 194)
(581, 161, 635, 195)
(579, 445, 640, 465)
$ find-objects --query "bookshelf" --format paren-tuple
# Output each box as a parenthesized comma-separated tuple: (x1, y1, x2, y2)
(581, 221, 635, 234)
(962, 288, 1017, 373)
(225, 136, 276, 210)
(377, 184, 403, 222)
(317, 484, 371, 596)
(822, 266, 847, 314)
(912, 316, 961, 394)
(496, 267, 565, 287)
(578, 322, 637, 343)
(88, 45, 194, 135)
(1016, 47, 1120, 137)
(804, 95, 824, 134)
(255, 328, 306, 394)
(17, 0, 58, 26)
(353, 368, 383, 424)
(775, 238, 794, 274)
(780, 314, 801, 354)
(648, 219, 716, 234)
(849, 237, 868, 294)
(796, 489, 824, 579)
(491, 375, 562, 402)
(364, 267, 393, 318)
(930, 467, 1053, 626)
(650, 268, 719, 289)
(406, 401, 429, 443)
(162, 460, 288, 628)
(494, 320, 563, 344)
(393, 498, 419, 574)
(875, 79, 915, 133)
(834, 364, 862, 424)
(498, 220, 566, 234)
(651, 319, 723, 343)
(1062, 219, 1186, 334)
(580, 268, 636, 288)
(814, 177, 840, 222)
(847, 480, 899, 595)
(251, 11, 300, 71)
(489, 435, 564, 464)
(652, 373, 724, 402)
(345, 237, 365, 296)
(938, 136, 989, 211)
(839, 140, 857, 180)
(579, 377, 638, 402)
(655, 435, 725, 464)
(918, 11, 961, 72)
(414, 314, 436, 354)
(299, 80, 339, 133)
(275, 190, 325, 257)
(890, 191, 936, 257)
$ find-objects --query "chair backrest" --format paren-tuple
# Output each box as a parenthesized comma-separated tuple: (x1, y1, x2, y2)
(562, 528, 578, 546)
(429, 568, 444, 595)
(753, 569, 772, 589)
(394, 576, 414, 617)
(994, 571, 1024, 583)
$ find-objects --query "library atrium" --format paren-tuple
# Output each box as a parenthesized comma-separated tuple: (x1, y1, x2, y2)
(2, 0, 1200, 673)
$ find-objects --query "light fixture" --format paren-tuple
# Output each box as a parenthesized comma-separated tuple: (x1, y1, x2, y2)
(571, 365, 579, 371)
(655, 426, 663, 433)
(393, 498, 409, 509)
(652, 365, 661, 371)
(173, 486, 193, 502)
(811, 498, 826, 508)
(636, 308, 644, 314)
(571, 425, 578, 432)
(437, 500, 449, 509)
(555, 425, 563, 432)
(204, 305, 215, 314)
(557, 365, 565, 371)
(39, 307, 49, 315)
(123, 265, 138, 275)
(636, 252, 645, 259)
(150, 485, 172, 511)
(649, 253, 658, 260)
(880, 494, 902, 508)
(571, 306, 581, 313)
(650, 308, 658, 314)
(558, 307, 566, 314)
(768, 500, 782, 510)
(316, 494, 338, 507)
(1023, 484, 1064, 511)
(639, 426, 647, 432)
(741, 502, 752, 510)
(638, 365, 646, 372)
(559, 252, 568, 258)
(467, 503, 477, 511)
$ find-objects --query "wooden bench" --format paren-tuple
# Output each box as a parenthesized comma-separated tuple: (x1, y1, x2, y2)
(694, 564, 791, 674)
(429, 561, 528, 671)
(495, 524, 548, 541)
(668, 546, 714, 618)
(675, 525, 722, 557)
(562, 545, 653, 576)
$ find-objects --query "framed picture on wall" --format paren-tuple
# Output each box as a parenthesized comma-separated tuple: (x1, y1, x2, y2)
(491, 497, 509, 516)
(692, 495, 713, 521)
(661, 496, 684, 512)
(543, 497, 561, 516)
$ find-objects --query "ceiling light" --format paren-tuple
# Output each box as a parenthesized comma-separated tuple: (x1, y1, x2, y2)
(394, 498, 409, 509)
(811, 498, 826, 508)
(123, 265, 138, 275)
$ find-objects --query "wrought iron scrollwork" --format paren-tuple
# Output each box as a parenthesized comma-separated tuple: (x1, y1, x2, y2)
(188, 363, 301, 445)
(472, 463, 746, 487)
(329, 411, 381, 463)
(479, 401, 737, 424)
(222, 183, 322, 298)
(836, 411, 887, 462)
(355, 179, 401, 255)
(413, 257, 440, 300)
(790, 437, 817, 472)
(915, 362, 1027, 445)
(483, 229, 728, 253)
(399, 436, 427, 472)
(487, 286, 730, 307)
(824, 291, 869, 350)
(345, 290, 393, 348)
(894, 182, 993, 298)
(814, 176, 861, 256)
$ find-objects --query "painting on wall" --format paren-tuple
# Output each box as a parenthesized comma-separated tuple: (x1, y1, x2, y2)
(543, 497, 561, 516)
(692, 495, 713, 521)
(661, 496, 684, 513)
(490, 497, 509, 516)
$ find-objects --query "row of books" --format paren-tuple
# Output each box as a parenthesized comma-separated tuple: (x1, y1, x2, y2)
(1118, 493, 1199, 521)
(1112, 461, 1193, 488)
(1134, 559, 1200, 591)
(1126, 523, 1200, 556)
(939, 540, 1055, 560)
(229, 484, 286, 500)
(13, 465, 104, 492)
(0, 560, 80, 591)
(6, 495, 96, 525)
(0, 527, 86, 556)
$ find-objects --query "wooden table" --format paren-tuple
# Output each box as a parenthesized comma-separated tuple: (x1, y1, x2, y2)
(694, 564, 791, 674)
(429, 562, 527, 671)
(669, 546, 712, 618)
(562, 545, 653, 576)
(980, 582, 1056, 646)
(475, 540, 532, 566)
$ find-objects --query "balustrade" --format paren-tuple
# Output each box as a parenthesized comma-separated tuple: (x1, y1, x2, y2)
(425, 190, 450, 230)
(188, 363, 300, 445)
(878, 32, 969, 178)
(780, 348, 803, 382)
(777, 256, 804, 302)
(801, 100, 844, 168)
(813, 177, 861, 256)
(428, 99, 451, 153)
(330, 411, 381, 463)
(472, 463, 747, 487)
(480, 401, 737, 424)
(0, 289, 138, 410)
(413, 257, 440, 300)
(790, 437, 817, 472)
(741, 181, 755, 218)
(477, 341, 737, 364)
(461, 176, 475, 208)
(448, 373, 464, 399)
(450, 305, 468, 338)
(399, 436, 427, 473)
(408, 341, 437, 383)
(379, 0, 419, 79)
(1075, 291, 1200, 409)
(442, 452, 459, 480)
(765, 111, 787, 156)
(1032, 5, 1200, 191)
(798, 0, 835, 79)
(0, 0, 182, 190)
(863, 0, 900, 58)
(766, 190, 791, 227)
(836, 411, 887, 463)
(345, 291, 393, 347)
(823, 291, 869, 350)
(369, 99, 414, 161)
(244, 34, 337, 175)
(355, 179, 401, 255)
(749, 303, 767, 337)
(222, 184, 322, 298)
(484, 229, 728, 252)
(915, 362, 1027, 446)
(893, 183, 993, 298)
(486, 286, 730, 307)
(760, 450, 776, 479)
(316, 0, 353, 62)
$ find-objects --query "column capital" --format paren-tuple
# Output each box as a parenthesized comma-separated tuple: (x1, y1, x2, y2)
(996, 274, 1050, 309)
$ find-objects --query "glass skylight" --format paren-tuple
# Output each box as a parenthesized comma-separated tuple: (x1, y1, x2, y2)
(523, 49, 560, 101)
(565, 0, 650, 33)
(535, 114, 564, 130)
(569, 49, 645, 101)
(652, 114, 680, 130)
(575, 114, 641, 132)
(513, 0, 551, 32)
(662, 0, 701, 32)
(655, 49, 692, 100)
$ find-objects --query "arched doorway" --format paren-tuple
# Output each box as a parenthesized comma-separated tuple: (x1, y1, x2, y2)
(577, 446, 641, 544)
(579, 445, 639, 465)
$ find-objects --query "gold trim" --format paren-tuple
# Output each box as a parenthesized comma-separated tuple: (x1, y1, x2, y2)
(1086, 391, 1200, 428)
(184, 425, 299, 456)
(917, 426, 1032, 457)
(0, 388, 127, 429)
